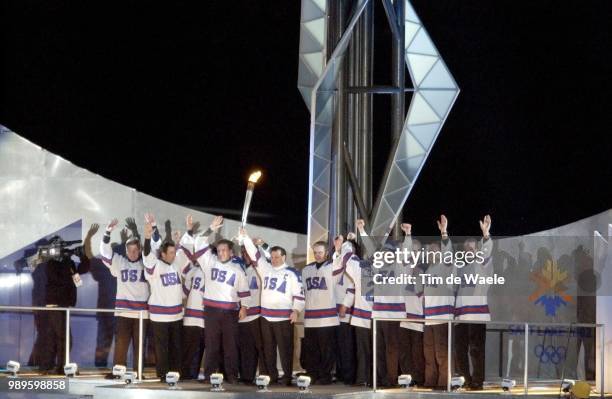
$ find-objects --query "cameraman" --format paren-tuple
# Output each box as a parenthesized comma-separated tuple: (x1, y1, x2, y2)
(38, 224, 97, 374)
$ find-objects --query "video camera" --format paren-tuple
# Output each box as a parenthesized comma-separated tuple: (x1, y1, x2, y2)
(37, 236, 85, 262)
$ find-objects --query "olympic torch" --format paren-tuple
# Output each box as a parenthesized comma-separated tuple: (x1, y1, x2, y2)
(241, 170, 262, 228)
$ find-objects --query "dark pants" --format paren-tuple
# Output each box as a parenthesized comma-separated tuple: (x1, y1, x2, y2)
(335, 322, 356, 384)
(151, 320, 182, 378)
(181, 325, 205, 379)
(303, 326, 336, 384)
(376, 320, 400, 387)
(260, 318, 294, 384)
(39, 310, 71, 372)
(577, 327, 595, 380)
(204, 308, 239, 381)
(239, 318, 266, 382)
(399, 327, 425, 384)
(424, 323, 449, 388)
(113, 316, 147, 370)
(145, 323, 157, 367)
(95, 314, 115, 367)
(354, 326, 372, 386)
(455, 323, 486, 386)
(29, 310, 46, 367)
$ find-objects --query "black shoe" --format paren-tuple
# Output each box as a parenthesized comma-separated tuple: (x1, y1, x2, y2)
(278, 378, 292, 386)
(469, 382, 483, 391)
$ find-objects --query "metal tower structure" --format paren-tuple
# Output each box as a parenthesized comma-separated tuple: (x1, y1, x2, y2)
(298, 0, 459, 260)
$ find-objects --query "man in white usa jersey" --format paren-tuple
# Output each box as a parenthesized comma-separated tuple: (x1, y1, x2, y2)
(238, 246, 267, 384)
(422, 215, 455, 389)
(182, 215, 251, 384)
(176, 228, 205, 380)
(142, 216, 189, 381)
(337, 234, 373, 387)
(334, 235, 356, 385)
(100, 217, 156, 375)
(241, 228, 305, 386)
(453, 215, 492, 391)
(397, 223, 425, 387)
(356, 219, 404, 387)
(301, 240, 344, 385)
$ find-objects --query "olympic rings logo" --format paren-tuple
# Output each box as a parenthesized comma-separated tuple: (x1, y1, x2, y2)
(534, 344, 566, 364)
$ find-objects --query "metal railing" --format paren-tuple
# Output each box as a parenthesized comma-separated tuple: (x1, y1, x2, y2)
(372, 317, 605, 396)
(0, 305, 145, 381)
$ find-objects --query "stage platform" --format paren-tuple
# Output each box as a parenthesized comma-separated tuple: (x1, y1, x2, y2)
(1, 370, 609, 398)
(89, 383, 611, 399)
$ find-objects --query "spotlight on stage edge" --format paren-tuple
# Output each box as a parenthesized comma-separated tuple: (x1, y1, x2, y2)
(112, 364, 126, 379)
(256, 375, 270, 391)
(6, 360, 20, 377)
(64, 363, 78, 377)
(398, 374, 412, 388)
(166, 371, 180, 388)
(297, 375, 311, 391)
(451, 376, 465, 390)
(210, 373, 224, 392)
(561, 379, 576, 393)
(123, 371, 137, 385)
(501, 378, 516, 391)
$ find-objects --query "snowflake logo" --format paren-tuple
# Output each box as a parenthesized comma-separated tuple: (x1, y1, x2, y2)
(529, 259, 572, 316)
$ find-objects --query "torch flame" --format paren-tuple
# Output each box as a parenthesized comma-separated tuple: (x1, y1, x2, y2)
(248, 171, 262, 183)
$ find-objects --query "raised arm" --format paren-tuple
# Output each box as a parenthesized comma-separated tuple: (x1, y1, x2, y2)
(170, 229, 191, 277)
(400, 222, 413, 257)
(144, 213, 163, 253)
(142, 220, 160, 280)
(438, 214, 453, 255)
(240, 227, 273, 274)
(479, 214, 493, 266)
(181, 214, 221, 270)
(356, 219, 377, 259)
(100, 219, 122, 277)
(331, 234, 347, 278)
(339, 240, 360, 281)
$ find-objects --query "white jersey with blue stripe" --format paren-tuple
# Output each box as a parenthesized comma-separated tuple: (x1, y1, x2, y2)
(302, 258, 344, 328)
(100, 234, 150, 319)
(182, 265, 205, 328)
(398, 235, 425, 332)
(240, 265, 261, 323)
(371, 238, 410, 320)
(143, 244, 189, 322)
(335, 269, 354, 324)
(454, 237, 493, 321)
(423, 239, 456, 322)
(183, 233, 251, 312)
(243, 237, 305, 322)
(340, 243, 373, 329)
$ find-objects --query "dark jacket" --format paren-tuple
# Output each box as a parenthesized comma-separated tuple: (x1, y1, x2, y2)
(44, 256, 91, 307)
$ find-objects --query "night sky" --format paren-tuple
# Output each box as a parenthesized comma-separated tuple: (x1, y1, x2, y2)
(1, 0, 611, 237)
